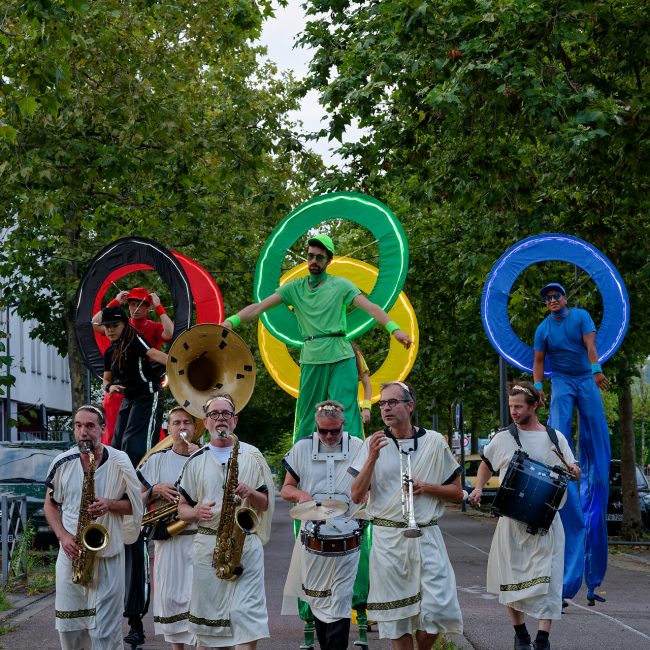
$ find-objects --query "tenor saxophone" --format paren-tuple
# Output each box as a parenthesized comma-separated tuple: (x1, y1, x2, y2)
(212, 432, 259, 581)
(72, 443, 109, 586)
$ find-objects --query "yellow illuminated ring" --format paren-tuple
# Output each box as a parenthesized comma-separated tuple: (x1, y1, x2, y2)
(258, 258, 419, 402)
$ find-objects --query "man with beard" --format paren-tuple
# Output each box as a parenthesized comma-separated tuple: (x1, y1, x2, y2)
(221, 234, 412, 442)
(469, 382, 580, 650)
(44, 405, 142, 650)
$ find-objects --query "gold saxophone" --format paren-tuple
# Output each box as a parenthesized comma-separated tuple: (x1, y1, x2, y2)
(212, 432, 259, 581)
(141, 496, 189, 537)
(72, 444, 109, 586)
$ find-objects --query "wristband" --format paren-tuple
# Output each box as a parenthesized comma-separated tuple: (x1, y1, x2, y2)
(225, 315, 241, 328)
(533, 381, 543, 391)
(155, 304, 166, 316)
(591, 363, 602, 374)
(107, 299, 121, 308)
(361, 400, 371, 410)
(104, 383, 112, 394)
(385, 320, 400, 334)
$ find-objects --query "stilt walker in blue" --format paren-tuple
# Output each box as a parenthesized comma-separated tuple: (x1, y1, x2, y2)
(533, 282, 610, 605)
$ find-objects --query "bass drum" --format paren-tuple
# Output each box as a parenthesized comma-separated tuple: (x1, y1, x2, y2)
(491, 450, 570, 535)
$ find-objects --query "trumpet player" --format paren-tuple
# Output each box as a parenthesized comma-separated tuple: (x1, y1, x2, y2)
(44, 405, 142, 650)
(176, 393, 274, 649)
(349, 382, 464, 650)
(137, 406, 202, 650)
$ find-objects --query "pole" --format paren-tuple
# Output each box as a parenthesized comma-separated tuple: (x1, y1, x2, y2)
(499, 356, 508, 429)
(3, 305, 11, 441)
(456, 401, 466, 512)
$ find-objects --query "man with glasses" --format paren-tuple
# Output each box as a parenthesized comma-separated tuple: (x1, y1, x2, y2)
(221, 234, 412, 442)
(349, 382, 463, 650)
(176, 394, 274, 649)
(280, 401, 365, 649)
(533, 283, 610, 606)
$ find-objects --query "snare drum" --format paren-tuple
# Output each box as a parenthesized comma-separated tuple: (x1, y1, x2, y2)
(491, 450, 570, 535)
(300, 519, 364, 556)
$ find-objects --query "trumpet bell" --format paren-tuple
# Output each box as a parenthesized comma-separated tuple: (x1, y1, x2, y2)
(167, 324, 256, 418)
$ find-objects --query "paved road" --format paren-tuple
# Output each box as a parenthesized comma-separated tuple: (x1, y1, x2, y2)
(2, 499, 649, 649)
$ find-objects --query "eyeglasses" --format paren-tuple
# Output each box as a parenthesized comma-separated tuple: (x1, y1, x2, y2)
(378, 399, 410, 409)
(206, 410, 234, 421)
(317, 426, 342, 435)
(307, 253, 327, 262)
(543, 292, 563, 302)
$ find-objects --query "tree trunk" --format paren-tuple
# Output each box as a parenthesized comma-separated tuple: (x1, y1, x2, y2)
(619, 367, 642, 539)
(471, 411, 479, 454)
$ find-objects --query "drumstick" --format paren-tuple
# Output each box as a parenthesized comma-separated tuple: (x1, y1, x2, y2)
(551, 446, 577, 479)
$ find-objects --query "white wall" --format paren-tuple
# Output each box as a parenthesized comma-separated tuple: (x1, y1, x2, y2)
(1, 307, 72, 439)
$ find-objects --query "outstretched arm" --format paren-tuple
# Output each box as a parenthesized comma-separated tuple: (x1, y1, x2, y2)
(221, 293, 283, 328)
(533, 350, 547, 403)
(352, 294, 412, 349)
(149, 292, 174, 341)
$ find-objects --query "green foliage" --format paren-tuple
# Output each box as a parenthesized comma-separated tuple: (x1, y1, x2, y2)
(0, 0, 323, 438)
(299, 0, 650, 430)
(0, 336, 15, 398)
(0, 590, 10, 613)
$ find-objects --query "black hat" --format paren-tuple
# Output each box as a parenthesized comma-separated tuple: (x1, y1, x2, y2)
(100, 306, 128, 325)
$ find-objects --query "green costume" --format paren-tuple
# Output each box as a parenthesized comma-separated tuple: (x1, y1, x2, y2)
(276, 274, 370, 646)
(275, 275, 364, 443)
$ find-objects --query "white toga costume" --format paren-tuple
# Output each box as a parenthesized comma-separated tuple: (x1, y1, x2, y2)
(137, 448, 196, 645)
(177, 441, 274, 647)
(349, 428, 463, 639)
(482, 426, 575, 619)
(46, 446, 143, 650)
(281, 433, 364, 622)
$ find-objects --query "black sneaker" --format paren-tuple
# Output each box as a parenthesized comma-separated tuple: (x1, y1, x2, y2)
(514, 634, 532, 650)
(534, 639, 550, 650)
(124, 628, 145, 646)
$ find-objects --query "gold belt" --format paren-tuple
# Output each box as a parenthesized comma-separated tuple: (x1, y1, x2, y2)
(373, 517, 438, 528)
(197, 526, 218, 535)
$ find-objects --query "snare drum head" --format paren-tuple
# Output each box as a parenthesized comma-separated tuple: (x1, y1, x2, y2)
(304, 518, 360, 539)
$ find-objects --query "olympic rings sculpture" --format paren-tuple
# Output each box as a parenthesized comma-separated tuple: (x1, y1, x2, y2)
(481, 234, 629, 375)
(255, 192, 409, 347)
(258, 258, 419, 401)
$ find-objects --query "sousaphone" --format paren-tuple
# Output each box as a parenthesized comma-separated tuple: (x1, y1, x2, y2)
(167, 323, 256, 418)
(138, 324, 256, 467)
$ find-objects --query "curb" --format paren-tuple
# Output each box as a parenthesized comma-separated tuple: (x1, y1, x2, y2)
(0, 588, 55, 625)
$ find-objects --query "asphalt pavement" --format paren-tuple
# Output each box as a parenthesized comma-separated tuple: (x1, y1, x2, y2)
(1, 498, 649, 649)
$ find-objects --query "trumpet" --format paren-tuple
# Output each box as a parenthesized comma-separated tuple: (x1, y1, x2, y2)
(399, 441, 422, 538)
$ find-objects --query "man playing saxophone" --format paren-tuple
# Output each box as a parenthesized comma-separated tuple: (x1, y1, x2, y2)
(44, 405, 142, 650)
(137, 406, 203, 650)
(176, 393, 274, 649)
(349, 382, 464, 650)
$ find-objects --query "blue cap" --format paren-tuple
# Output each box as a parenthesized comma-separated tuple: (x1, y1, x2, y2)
(540, 283, 566, 298)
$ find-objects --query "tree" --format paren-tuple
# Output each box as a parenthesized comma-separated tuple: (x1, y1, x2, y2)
(0, 0, 322, 449)
(299, 0, 650, 535)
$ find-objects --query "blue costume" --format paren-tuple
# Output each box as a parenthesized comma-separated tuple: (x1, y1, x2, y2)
(534, 308, 610, 598)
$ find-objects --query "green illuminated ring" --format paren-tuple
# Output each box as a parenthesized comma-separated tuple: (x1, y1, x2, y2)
(255, 192, 409, 347)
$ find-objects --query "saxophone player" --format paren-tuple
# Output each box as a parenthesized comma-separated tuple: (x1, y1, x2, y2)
(176, 393, 275, 649)
(44, 405, 143, 650)
(137, 406, 202, 650)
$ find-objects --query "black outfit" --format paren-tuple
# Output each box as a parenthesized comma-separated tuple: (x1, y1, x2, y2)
(105, 334, 163, 467)
(104, 333, 161, 639)
(314, 616, 351, 650)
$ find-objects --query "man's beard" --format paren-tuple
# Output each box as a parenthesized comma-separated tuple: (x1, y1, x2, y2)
(517, 414, 532, 426)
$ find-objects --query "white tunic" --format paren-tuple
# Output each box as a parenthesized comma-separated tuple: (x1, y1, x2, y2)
(281, 434, 364, 622)
(45, 446, 143, 649)
(349, 429, 463, 638)
(138, 448, 196, 643)
(177, 441, 275, 647)
(482, 426, 575, 619)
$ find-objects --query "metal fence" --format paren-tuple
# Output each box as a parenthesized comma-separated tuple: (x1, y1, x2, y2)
(1, 493, 27, 585)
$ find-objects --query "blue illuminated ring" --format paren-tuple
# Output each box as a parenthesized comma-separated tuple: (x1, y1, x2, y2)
(481, 234, 629, 375)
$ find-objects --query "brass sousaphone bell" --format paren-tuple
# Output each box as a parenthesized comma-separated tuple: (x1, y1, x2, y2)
(166, 323, 256, 418)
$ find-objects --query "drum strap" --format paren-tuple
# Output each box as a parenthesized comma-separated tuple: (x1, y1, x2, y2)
(506, 423, 561, 452)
